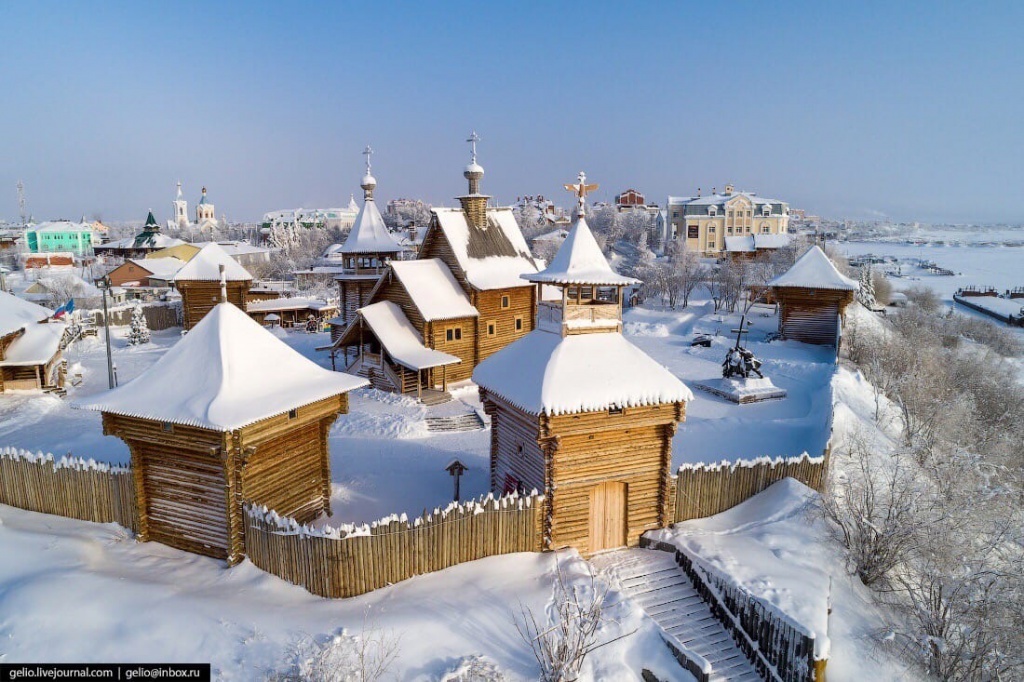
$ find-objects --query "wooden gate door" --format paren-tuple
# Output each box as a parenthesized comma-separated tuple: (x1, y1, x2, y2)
(589, 481, 627, 554)
(139, 445, 229, 559)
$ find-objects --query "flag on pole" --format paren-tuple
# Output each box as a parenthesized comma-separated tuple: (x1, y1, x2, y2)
(53, 298, 75, 319)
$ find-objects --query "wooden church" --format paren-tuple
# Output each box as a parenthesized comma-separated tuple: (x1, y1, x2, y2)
(768, 245, 858, 347)
(331, 147, 407, 330)
(474, 174, 693, 556)
(74, 299, 368, 562)
(175, 242, 253, 330)
(330, 133, 545, 397)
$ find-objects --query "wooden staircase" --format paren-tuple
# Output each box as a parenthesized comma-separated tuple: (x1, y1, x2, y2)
(592, 549, 761, 682)
(425, 412, 485, 432)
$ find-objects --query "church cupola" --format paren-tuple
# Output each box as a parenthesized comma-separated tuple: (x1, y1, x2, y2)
(360, 145, 378, 201)
(525, 172, 639, 337)
(457, 131, 490, 228)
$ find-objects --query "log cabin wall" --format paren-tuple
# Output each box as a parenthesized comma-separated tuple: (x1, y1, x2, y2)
(473, 286, 536, 363)
(482, 392, 547, 496)
(338, 278, 378, 328)
(178, 281, 249, 330)
(427, 316, 478, 382)
(775, 288, 854, 346)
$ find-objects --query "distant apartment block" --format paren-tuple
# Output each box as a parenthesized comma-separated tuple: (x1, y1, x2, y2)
(24, 221, 98, 257)
(664, 184, 789, 255)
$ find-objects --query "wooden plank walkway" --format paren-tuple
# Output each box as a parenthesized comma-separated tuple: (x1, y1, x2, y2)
(593, 549, 761, 682)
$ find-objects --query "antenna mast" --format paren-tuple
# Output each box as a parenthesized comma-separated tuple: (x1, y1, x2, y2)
(16, 180, 26, 225)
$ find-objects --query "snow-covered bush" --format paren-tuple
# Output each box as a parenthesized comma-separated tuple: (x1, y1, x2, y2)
(127, 304, 150, 345)
(267, 626, 400, 682)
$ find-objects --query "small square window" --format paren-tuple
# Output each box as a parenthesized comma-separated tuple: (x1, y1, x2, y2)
(501, 295, 510, 308)
(487, 322, 496, 336)
(288, 408, 297, 419)
(162, 421, 174, 432)
(514, 316, 523, 331)
(609, 406, 624, 415)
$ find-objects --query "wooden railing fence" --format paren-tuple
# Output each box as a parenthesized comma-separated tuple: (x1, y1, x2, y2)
(643, 538, 827, 682)
(672, 452, 827, 524)
(0, 448, 137, 532)
(244, 492, 545, 598)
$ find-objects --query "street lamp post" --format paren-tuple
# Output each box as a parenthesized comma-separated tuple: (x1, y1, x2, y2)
(98, 275, 116, 388)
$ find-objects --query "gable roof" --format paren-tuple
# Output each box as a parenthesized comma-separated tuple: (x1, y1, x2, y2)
(357, 301, 461, 371)
(73, 302, 367, 430)
(129, 257, 185, 280)
(524, 215, 638, 286)
(0, 290, 54, 338)
(338, 198, 403, 254)
(389, 259, 478, 322)
(473, 330, 692, 416)
(769, 246, 857, 291)
(173, 243, 253, 282)
(430, 207, 540, 290)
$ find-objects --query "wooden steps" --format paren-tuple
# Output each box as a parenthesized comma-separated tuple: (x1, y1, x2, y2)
(592, 549, 761, 682)
(418, 389, 453, 406)
(425, 412, 484, 432)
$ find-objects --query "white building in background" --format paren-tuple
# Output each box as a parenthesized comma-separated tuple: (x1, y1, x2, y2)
(261, 195, 360, 233)
(167, 182, 223, 233)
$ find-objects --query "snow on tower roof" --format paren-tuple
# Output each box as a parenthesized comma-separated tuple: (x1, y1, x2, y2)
(338, 196, 403, 254)
(389, 259, 478, 321)
(473, 330, 692, 416)
(768, 245, 857, 291)
(431, 207, 541, 290)
(173, 242, 253, 282)
(524, 215, 638, 286)
(358, 301, 461, 371)
(73, 302, 368, 430)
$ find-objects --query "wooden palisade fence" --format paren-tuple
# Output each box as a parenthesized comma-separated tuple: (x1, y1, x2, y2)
(0, 448, 137, 532)
(243, 492, 545, 598)
(672, 452, 827, 524)
(643, 538, 827, 682)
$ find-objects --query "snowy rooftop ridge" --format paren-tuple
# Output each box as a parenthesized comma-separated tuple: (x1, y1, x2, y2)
(524, 215, 638, 287)
(356, 301, 460, 371)
(0, 290, 55, 337)
(473, 330, 692, 416)
(338, 196, 403, 254)
(431, 207, 541, 290)
(389, 259, 478, 321)
(768, 246, 857, 291)
(173, 242, 253, 282)
(73, 302, 367, 430)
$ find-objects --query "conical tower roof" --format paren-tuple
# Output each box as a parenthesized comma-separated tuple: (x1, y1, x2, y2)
(73, 302, 367, 430)
(339, 152, 404, 255)
(144, 211, 159, 229)
(523, 214, 638, 286)
(174, 243, 252, 282)
(768, 245, 857, 291)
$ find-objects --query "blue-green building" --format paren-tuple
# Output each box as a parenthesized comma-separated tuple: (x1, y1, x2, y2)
(25, 221, 98, 257)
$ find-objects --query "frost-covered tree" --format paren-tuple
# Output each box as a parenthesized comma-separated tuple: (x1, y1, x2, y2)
(857, 266, 876, 309)
(127, 305, 150, 345)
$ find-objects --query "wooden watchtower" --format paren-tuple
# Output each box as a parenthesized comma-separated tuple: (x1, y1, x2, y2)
(175, 243, 253, 330)
(333, 147, 406, 329)
(474, 173, 692, 555)
(768, 245, 858, 346)
(74, 302, 368, 562)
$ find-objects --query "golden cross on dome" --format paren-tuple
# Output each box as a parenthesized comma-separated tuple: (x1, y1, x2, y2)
(564, 171, 599, 216)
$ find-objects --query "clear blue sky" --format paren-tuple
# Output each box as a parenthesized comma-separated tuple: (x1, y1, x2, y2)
(1, 1, 1020, 224)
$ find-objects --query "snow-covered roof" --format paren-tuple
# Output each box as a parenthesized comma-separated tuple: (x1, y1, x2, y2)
(358, 302, 461, 371)
(193, 241, 272, 257)
(173, 243, 253, 282)
(724, 234, 791, 253)
(73, 302, 367, 430)
(531, 228, 570, 242)
(769, 246, 857, 291)
(97, 233, 185, 250)
(129, 257, 184, 279)
(667, 191, 785, 207)
(338, 198, 403, 254)
(0, 320, 65, 367)
(525, 215, 638, 287)
(28, 220, 93, 234)
(389, 259, 478, 322)
(246, 297, 336, 313)
(724, 236, 755, 253)
(0, 290, 55, 338)
(473, 330, 692, 416)
(431, 207, 540, 290)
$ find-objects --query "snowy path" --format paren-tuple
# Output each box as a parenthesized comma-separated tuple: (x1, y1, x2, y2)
(592, 548, 760, 682)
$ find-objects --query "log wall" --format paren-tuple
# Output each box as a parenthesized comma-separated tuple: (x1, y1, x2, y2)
(243, 492, 544, 599)
(91, 304, 180, 331)
(473, 286, 535, 363)
(482, 392, 546, 495)
(338, 278, 378, 328)
(672, 453, 827, 523)
(774, 287, 853, 346)
(178, 281, 248, 330)
(0, 448, 137, 532)
(427, 317, 478, 382)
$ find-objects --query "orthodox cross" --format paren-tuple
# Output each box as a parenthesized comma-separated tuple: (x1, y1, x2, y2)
(564, 171, 599, 216)
(363, 145, 373, 174)
(467, 131, 480, 164)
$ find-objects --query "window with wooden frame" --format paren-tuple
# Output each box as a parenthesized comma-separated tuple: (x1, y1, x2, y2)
(514, 315, 523, 331)
(487, 321, 496, 336)
(288, 408, 298, 419)
(580, 286, 594, 301)
(609, 406, 624, 415)
(162, 421, 174, 432)
(501, 294, 510, 308)
(445, 326, 463, 342)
